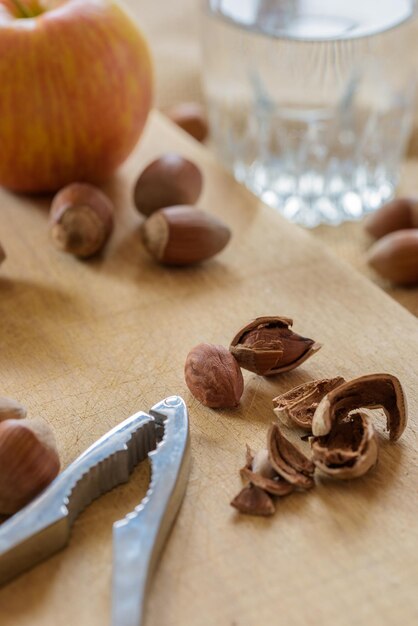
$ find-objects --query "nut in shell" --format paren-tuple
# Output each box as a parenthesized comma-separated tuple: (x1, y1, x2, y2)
(364, 197, 418, 239)
(141, 205, 231, 266)
(367, 229, 418, 286)
(184, 343, 244, 408)
(166, 103, 209, 143)
(230, 316, 321, 376)
(50, 182, 114, 258)
(134, 153, 203, 217)
(311, 410, 379, 480)
(0, 418, 60, 515)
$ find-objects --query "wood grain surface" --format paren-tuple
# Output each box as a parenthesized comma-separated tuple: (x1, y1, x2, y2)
(131, 0, 418, 317)
(0, 112, 418, 626)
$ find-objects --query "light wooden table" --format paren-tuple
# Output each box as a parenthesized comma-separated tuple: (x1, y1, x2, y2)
(131, 0, 418, 318)
(0, 113, 417, 626)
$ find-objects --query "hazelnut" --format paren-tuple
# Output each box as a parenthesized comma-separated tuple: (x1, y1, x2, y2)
(166, 102, 209, 143)
(367, 229, 418, 286)
(184, 343, 244, 408)
(141, 205, 231, 266)
(50, 182, 114, 258)
(0, 242, 5, 265)
(0, 418, 60, 514)
(230, 316, 321, 376)
(365, 198, 418, 239)
(0, 396, 27, 422)
(134, 154, 203, 217)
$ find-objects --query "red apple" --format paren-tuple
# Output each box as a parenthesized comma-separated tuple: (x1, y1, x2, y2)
(0, 0, 153, 192)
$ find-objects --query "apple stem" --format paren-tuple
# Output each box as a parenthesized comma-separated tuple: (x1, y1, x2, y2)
(8, 0, 35, 18)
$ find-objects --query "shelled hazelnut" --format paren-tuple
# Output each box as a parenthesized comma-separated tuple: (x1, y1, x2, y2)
(184, 343, 244, 408)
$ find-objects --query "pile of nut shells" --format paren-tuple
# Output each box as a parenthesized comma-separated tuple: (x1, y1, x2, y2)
(231, 373, 408, 516)
(184, 316, 321, 408)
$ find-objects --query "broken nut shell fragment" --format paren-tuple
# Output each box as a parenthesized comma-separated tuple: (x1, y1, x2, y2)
(230, 483, 275, 516)
(273, 377, 345, 430)
(311, 410, 379, 480)
(0, 397, 27, 422)
(229, 317, 321, 376)
(240, 447, 294, 496)
(312, 373, 407, 442)
(267, 423, 315, 489)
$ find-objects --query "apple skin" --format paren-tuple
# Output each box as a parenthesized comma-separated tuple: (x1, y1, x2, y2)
(0, 0, 153, 192)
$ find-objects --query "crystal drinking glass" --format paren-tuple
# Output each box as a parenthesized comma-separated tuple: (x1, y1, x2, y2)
(202, 0, 417, 227)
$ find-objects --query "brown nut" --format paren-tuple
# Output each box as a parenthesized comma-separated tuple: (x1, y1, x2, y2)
(312, 373, 407, 442)
(166, 103, 209, 143)
(50, 182, 114, 258)
(184, 343, 244, 408)
(134, 154, 203, 217)
(311, 410, 379, 480)
(0, 418, 60, 514)
(230, 483, 275, 516)
(141, 206, 231, 266)
(367, 229, 418, 286)
(0, 242, 5, 265)
(273, 377, 345, 430)
(365, 198, 418, 239)
(240, 446, 294, 496)
(0, 397, 27, 422)
(229, 317, 321, 376)
(267, 423, 315, 490)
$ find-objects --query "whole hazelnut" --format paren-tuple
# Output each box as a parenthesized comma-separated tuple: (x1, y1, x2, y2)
(0, 396, 27, 422)
(141, 205, 231, 266)
(184, 343, 244, 408)
(0, 242, 5, 265)
(365, 198, 418, 239)
(50, 182, 114, 258)
(0, 418, 60, 514)
(367, 229, 418, 286)
(166, 102, 209, 143)
(134, 154, 203, 217)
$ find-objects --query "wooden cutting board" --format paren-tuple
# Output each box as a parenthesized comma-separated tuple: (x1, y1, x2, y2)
(1, 111, 418, 626)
